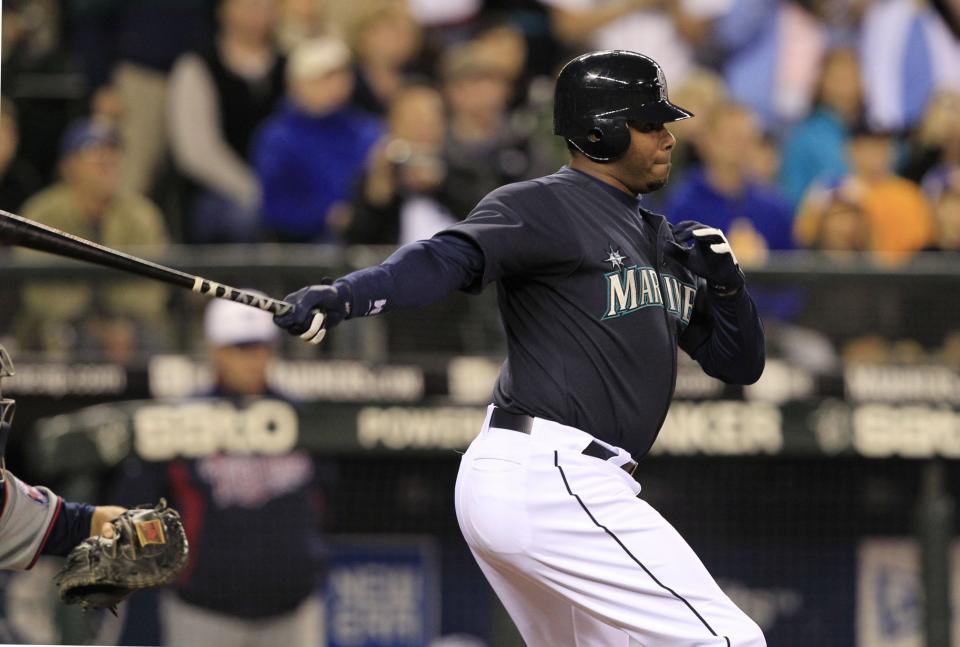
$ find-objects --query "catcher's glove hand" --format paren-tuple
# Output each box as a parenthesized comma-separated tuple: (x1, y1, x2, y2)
(54, 499, 188, 613)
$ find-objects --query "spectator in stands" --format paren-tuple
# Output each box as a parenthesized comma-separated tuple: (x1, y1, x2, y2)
(471, 17, 531, 108)
(275, 0, 330, 54)
(346, 2, 423, 116)
(541, 0, 721, 86)
(660, 68, 728, 178)
(14, 119, 171, 362)
(710, 0, 827, 130)
(2, 0, 77, 180)
(400, 0, 483, 57)
(795, 123, 935, 264)
(442, 41, 555, 215)
(779, 47, 863, 210)
(749, 131, 782, 187)
(0, 98, 42, 212)
(811, 0, 873, 45)
(168, 0, 285, 244)
(796, 187, 908, 364)
(345, 83, 463, 245)
(649, 67, 728, 213)
(901, 90, 960, 196)
(112, 297, 325, 647)
(860, 0, 960, 133)
(405, 0, 482, 32)
(665, 102, 794, 266)
(67, 1, 216, 197)
(254, 37, 381, 242)
(806, 187, 872, 259)
(925, 180, 960, 252)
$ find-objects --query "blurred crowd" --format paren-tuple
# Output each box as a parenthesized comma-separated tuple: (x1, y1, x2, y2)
(1, 0, 960, 364)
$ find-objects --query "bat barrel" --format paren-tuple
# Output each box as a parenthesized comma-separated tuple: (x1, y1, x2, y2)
(0, 209, 293, 317)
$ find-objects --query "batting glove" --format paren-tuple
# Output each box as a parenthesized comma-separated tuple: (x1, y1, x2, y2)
(274, 280, 352, 345)
(669, 220, 745, 296)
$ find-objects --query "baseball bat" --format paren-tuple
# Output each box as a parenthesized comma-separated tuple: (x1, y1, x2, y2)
(0, 210, 293, 316)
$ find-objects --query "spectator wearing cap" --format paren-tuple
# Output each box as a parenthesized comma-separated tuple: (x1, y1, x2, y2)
(112, 295, 327, 647)
(795, 123, 935, 264)
(253, 37, 382, 242)
(14, 119, 171, 362)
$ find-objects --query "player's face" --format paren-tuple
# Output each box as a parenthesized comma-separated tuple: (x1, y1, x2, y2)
(619, 122, 676, 194)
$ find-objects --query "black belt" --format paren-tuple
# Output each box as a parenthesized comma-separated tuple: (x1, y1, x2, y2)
(490, 408, 639, 479)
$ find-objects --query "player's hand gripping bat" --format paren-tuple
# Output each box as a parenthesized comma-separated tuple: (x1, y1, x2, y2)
(0, 210, 326, 342)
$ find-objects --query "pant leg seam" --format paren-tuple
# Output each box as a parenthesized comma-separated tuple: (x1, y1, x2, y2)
(553, 451, 732, 647)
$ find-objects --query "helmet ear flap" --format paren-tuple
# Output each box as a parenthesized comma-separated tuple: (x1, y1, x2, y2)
(568, 118, 631, 162)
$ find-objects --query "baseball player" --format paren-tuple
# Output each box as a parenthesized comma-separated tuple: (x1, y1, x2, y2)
(0, 344, 125, 571)
(275, 50, 766, 646)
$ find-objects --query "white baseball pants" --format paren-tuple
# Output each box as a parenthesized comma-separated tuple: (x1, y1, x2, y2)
(455, 406, 766, 647)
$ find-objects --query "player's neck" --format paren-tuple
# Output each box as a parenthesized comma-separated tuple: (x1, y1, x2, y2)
(569, 157, 638, 197)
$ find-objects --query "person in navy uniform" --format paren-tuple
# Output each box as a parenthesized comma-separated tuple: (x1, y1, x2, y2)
(114, 297, 325, 646)
(275, 50, 766, 646)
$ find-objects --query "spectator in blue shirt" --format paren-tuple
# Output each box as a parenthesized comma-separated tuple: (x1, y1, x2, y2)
(665, 102, 794, 265)
(779, 48, 863, 210)
(254, 37, 382, 243)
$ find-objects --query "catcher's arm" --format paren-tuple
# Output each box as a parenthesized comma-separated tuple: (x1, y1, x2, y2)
(0, 469, 128, 570)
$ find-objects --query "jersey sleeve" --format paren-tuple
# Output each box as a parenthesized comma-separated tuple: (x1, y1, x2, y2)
(0, 470, 62, 570)
(679, 283, 766, 385)
(443, 185, 582, 290)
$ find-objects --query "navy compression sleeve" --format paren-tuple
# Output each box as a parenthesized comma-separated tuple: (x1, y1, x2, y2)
(689, 288, 766, 385)
(338, 233, 485, 318)
(42, 500, 95, 556)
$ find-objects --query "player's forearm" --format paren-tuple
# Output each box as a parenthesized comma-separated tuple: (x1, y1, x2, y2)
(691, 288, 766, 384)
(339, 233, 484, 318)
(41, 500, 96, 557)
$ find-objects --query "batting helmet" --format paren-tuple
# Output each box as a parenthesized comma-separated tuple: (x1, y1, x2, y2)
(554, 50, 693, 162)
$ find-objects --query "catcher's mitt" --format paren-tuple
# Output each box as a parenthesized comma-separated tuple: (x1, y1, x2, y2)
(54, 499, 188, 612)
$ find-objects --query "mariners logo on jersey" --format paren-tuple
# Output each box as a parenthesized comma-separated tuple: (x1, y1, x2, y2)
(601, 246, 697, 324)
(603, 246, 628, 271)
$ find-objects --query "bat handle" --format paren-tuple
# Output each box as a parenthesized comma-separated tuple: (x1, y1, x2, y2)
(190, 277, 293, 316)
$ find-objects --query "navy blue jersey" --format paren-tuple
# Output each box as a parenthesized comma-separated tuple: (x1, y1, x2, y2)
(444, 167, 764, 457)
(111, 389, 325, 619)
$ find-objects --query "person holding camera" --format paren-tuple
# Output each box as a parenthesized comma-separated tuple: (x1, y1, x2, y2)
(345, 83, 471, 245)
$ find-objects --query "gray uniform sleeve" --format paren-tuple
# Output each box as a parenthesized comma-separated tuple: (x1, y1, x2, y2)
(0, 470, 61, 571)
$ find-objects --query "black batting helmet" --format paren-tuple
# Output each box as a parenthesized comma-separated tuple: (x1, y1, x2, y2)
(554, 50, 693, 162)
